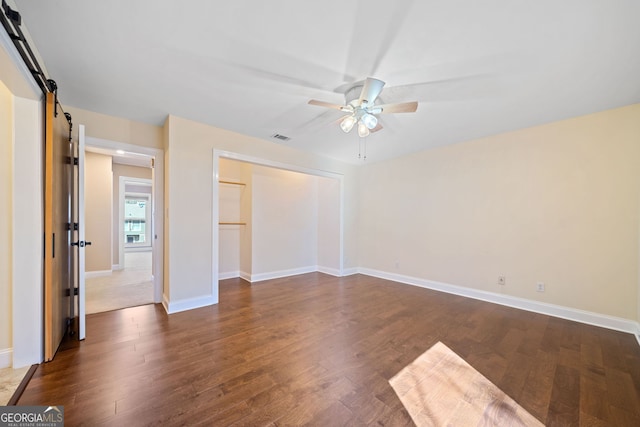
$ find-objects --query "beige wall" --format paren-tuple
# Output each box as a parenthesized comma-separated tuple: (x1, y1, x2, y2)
(359, 104, 640, 321)
(165, 115, 358, 306)
(85, 152, 113, 272)
(251, 165, 318, 277)
(317, 176, 341, 273)
(112, 163, 152, 265)
(0, 82, 13, 360)
(65, 106, 163, 149)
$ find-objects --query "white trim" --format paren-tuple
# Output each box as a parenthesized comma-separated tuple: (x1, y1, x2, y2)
(359, 268, 640, 337)
(216, 151, 346, 180)
(85, 270, 112, 278)
(250, 266, 317, 283)
(219, 271, 240, 280)
(226, 266, 345, 281)
(112, 264, 123, 271)
(317, 266, 341, 277)
(239, 271, 252, 282)
(162, 294, 216, 314)
(12, 96, 43, 367)
(0, 348, 12, 369)
(341, 267, 359, 276)
(86, 137, 161, 157)
(77, 124, 87, 340)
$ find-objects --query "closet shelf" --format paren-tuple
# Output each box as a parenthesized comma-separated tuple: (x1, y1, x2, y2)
(219, 222, 246, 225)
(219, 180, 246, 186)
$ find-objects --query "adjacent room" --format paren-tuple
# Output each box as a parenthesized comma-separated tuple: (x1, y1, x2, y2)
(1, 1, 639, 425)
(83, 148, 156, 314)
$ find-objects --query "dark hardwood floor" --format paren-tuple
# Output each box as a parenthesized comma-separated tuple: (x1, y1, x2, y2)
(17, 273, 640, 426)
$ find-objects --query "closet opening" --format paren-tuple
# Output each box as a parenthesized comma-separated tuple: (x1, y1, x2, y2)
(213, 151, 343, 300)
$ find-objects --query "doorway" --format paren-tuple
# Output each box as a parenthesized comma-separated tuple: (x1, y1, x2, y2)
(82, 139, 164, 314)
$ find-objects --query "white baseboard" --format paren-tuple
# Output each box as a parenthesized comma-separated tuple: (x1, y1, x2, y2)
(317, 266, 341, 277)
(162, 294, 217, 314)
(341, 267, 359, 276)
(235, 266, 357, 283)
(219, 271, 240, 280)
(358, 267, 640, 338)
(112, 264, 123, 271)
(85, 270, 112, 278)
(239, 271, 251, 282)
(0, 348, 12, 369)
(250, 266, 316, 283)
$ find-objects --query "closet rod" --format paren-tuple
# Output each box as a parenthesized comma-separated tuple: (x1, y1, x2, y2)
(219, 180, 246, 186)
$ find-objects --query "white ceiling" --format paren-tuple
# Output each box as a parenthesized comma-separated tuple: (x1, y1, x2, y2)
(13, 0, 640, 164)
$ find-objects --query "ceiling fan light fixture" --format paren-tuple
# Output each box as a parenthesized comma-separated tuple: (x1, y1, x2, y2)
(357, 121, 370, 138)
(340, 115, 356, 133)
(361, 113, 378, 130)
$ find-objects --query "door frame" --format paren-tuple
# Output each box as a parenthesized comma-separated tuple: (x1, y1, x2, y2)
(85, 136, 164, 304)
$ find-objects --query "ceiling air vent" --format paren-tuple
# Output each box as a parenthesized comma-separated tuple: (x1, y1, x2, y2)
(271, 133, 291, 142)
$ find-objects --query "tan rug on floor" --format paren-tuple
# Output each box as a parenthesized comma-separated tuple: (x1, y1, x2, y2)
(389, 342, 543, 427)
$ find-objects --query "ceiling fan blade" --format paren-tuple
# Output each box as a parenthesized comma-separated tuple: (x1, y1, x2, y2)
(343, 0, 415, 80)
(358, 77, 386, 105)
(370, 122, 383, 133)
(308, 99, 346, 110)
(290, 109, 346, 135)
(384, 74, 498, 103)
(376, 101, 418, 114)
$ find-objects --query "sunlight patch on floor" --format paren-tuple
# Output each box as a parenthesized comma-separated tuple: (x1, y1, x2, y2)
(389, 342, 543, 426)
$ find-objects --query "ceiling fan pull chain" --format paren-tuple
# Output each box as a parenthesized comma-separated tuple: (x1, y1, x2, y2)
(358, 135, 368, 161)
(363, 136, 367, 160)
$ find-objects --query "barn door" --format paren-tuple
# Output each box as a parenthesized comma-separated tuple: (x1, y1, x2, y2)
(43, 92, 73, 361)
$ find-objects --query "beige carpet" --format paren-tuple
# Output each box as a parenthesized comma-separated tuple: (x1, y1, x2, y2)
(86, 251, 153, 314)
(389, 342, 543, 427)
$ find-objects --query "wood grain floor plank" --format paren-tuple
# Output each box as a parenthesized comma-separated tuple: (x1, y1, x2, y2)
(548, 365, 581, 425)
(15, 273, 640, 426)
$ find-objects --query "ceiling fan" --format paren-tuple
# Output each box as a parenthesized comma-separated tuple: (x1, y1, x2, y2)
(308, 77, 418, 137)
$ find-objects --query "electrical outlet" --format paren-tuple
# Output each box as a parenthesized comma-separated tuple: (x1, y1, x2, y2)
(498, 275, 506, 286)
(536, 282, 545, 292)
